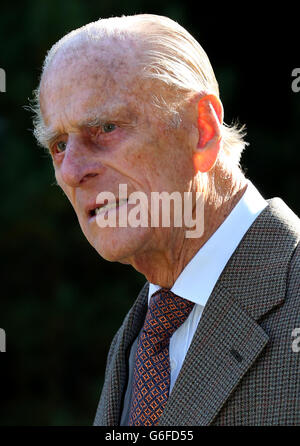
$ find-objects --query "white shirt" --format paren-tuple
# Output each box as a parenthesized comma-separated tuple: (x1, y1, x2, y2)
(120, 180, 268, 425)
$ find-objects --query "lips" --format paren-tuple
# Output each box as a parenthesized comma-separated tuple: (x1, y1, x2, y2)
(87, 198, 128, 219)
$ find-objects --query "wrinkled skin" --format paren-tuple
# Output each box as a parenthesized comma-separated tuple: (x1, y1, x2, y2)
(39, 38, 246, 287)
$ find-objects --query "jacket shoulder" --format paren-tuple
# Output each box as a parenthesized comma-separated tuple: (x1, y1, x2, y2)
(286, 241, 300, 306)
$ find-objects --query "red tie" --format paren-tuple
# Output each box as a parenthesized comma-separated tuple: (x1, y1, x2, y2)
(128, 288, 195, 426)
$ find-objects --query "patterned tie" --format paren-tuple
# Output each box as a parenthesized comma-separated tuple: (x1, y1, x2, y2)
(128, 287, 195, 426)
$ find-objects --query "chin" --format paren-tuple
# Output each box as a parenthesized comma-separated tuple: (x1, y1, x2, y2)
(87, 226, 152, 264)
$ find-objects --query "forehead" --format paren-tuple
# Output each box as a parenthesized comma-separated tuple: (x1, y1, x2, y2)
(39, 40, 149, 129)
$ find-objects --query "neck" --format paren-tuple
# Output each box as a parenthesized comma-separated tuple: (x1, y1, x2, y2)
(129, 163, 248, 288)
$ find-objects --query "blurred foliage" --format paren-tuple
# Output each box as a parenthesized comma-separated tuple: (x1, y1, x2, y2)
(0, 0, 299, 425)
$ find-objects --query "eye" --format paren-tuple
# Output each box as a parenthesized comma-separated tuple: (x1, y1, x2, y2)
(102, 123, 116, 133)
(55, 141, 67, 153)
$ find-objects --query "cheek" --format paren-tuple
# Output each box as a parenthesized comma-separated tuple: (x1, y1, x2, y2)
(55, 170, 76, 208)
(114, 137, 154, 181)
(54, 169, 65, 193)
(129, 150, 161, 191)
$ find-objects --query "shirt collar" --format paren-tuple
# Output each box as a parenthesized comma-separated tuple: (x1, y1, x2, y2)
(148, 180, 268, 306)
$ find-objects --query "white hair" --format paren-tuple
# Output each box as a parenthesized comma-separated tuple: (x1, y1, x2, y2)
(32, 14, 247, 165)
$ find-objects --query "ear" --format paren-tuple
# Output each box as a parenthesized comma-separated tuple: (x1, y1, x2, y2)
(193, 94, 223, 173)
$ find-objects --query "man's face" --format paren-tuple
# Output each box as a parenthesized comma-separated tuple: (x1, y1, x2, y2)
(39, 41, 199, 265)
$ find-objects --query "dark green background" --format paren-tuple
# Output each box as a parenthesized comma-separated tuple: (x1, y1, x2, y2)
(0, 1, 299, 425)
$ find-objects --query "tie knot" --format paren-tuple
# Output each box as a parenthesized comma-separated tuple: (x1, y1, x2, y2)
(143, 288, 194, 342)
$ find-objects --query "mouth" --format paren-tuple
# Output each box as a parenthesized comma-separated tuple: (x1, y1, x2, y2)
(88, 198, 128, 219)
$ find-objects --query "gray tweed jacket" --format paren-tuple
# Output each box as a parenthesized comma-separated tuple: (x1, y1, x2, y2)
(93, 198, 300, 426)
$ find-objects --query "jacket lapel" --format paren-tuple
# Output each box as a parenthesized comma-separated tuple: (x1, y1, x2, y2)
(159, 198, 300, 425)
(97, 282, 149, 425)
(158, 284, 269, 425)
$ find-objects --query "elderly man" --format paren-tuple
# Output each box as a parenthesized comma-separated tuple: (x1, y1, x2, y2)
(33, 14, 300, 426)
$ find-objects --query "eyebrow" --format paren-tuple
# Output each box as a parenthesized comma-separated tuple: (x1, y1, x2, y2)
(40, 126, 61, 149)
(42, 104, 132, 148)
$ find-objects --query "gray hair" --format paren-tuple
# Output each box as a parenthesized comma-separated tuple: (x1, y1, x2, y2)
(31, 14, 247, 165)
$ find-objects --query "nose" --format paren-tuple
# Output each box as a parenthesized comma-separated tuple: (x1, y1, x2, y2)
(59, 135, 101, 187)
